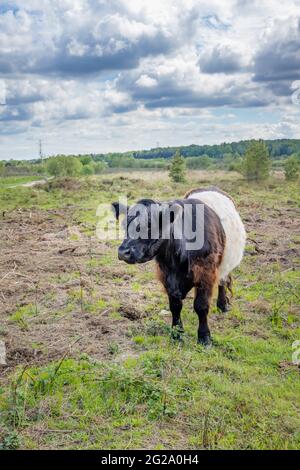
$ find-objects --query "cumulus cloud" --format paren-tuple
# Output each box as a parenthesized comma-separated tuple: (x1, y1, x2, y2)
(198, 45, 245, 74)
(0, 0, 300, 158)
(0, 2, 177, 77)
(114, 54, 271, 110)
(136, 74, 158, 88)
(253, 17, 300, 89)
(0, 104, 33, 122)
(0, 80, 6, 105)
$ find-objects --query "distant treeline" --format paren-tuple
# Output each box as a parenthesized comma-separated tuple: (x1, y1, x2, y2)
(89, 138, 300, 167)
(86, 138, 300, 170)
(130, 139, 300, 159)
(1, 139, 300, 176)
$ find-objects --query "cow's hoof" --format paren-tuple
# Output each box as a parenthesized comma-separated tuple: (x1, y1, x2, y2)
(171, 328, 184, 342)
(217, 303, 231, 314)
(198, 335, 212, 348)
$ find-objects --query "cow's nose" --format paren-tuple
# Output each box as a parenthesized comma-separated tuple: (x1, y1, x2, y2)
(118, 246, 131, 261)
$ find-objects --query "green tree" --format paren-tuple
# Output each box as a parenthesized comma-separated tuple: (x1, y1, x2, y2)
(242, 140, 270, 181)
(63, 156, 82, 176)
(284, 156, 300, 181)
(169, 150, 186, 183)
(82, 163, 95, 175)
(47, 156, 82, 177)
(80, 155, 93, 166)
(47, 157, 64, 177)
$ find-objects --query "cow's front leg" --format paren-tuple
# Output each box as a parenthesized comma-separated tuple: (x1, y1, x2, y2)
(168, 295, 184, 340)
(194, 283, 214, 347)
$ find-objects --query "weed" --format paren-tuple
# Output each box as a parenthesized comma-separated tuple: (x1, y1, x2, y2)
(0, 430, 20, 450)
(10, 305, 36, 330)
(108, 343, 119, 356)
(144, 315, 172, 337)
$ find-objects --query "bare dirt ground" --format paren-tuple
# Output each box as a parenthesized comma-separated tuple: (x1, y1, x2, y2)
(0, 207, 151, 380)
(242, 201, 300, 267)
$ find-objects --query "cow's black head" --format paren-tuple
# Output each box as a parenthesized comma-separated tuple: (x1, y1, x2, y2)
(111, 199, 183, 264)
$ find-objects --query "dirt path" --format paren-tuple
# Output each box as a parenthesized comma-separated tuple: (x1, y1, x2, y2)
(9, 177, 53, 188)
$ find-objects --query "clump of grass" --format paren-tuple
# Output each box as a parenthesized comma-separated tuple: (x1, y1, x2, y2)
(133, 336, 145, 346)
(108, 342, 119, 356)
(269, 305, 284, 329)
(144, 315, 172, 337)
(0, 430, 20, 450)
(10, 305, 37, 330)
(131, 281, 142, 292)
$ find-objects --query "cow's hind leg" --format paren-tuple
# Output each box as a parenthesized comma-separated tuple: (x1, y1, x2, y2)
(217, 275, 232, 313)
(194, 272, 217, 346)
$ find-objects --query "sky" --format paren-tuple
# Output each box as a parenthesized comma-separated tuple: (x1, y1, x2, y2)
(0, 0, 300, 160)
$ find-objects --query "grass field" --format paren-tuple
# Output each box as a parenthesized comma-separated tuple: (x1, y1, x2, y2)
(0, 170, 299, 450)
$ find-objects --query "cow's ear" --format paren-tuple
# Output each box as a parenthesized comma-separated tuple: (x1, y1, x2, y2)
(111, 202, 127, 220)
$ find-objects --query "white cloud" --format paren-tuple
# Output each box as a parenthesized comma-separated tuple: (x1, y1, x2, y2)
(135, 74, 158, 87)
(0, 80, 6, 105)
(0, 0, 299, 159)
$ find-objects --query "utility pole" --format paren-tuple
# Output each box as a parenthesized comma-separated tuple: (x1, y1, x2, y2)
(39, 139, 43, 161)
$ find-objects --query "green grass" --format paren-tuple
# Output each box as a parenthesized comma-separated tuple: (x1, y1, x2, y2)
(1, 329, 299, 449)
(0, 170, 299, 450)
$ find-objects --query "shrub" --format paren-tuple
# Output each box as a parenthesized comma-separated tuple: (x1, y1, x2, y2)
(284, 156, 299, 181)
(186, 155, 212, 169)
(94, 161, 107, 174)
(0, 161, 5, 176)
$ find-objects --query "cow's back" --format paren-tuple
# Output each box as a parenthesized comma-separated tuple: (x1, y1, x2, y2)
(185, 188, 246, 280)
